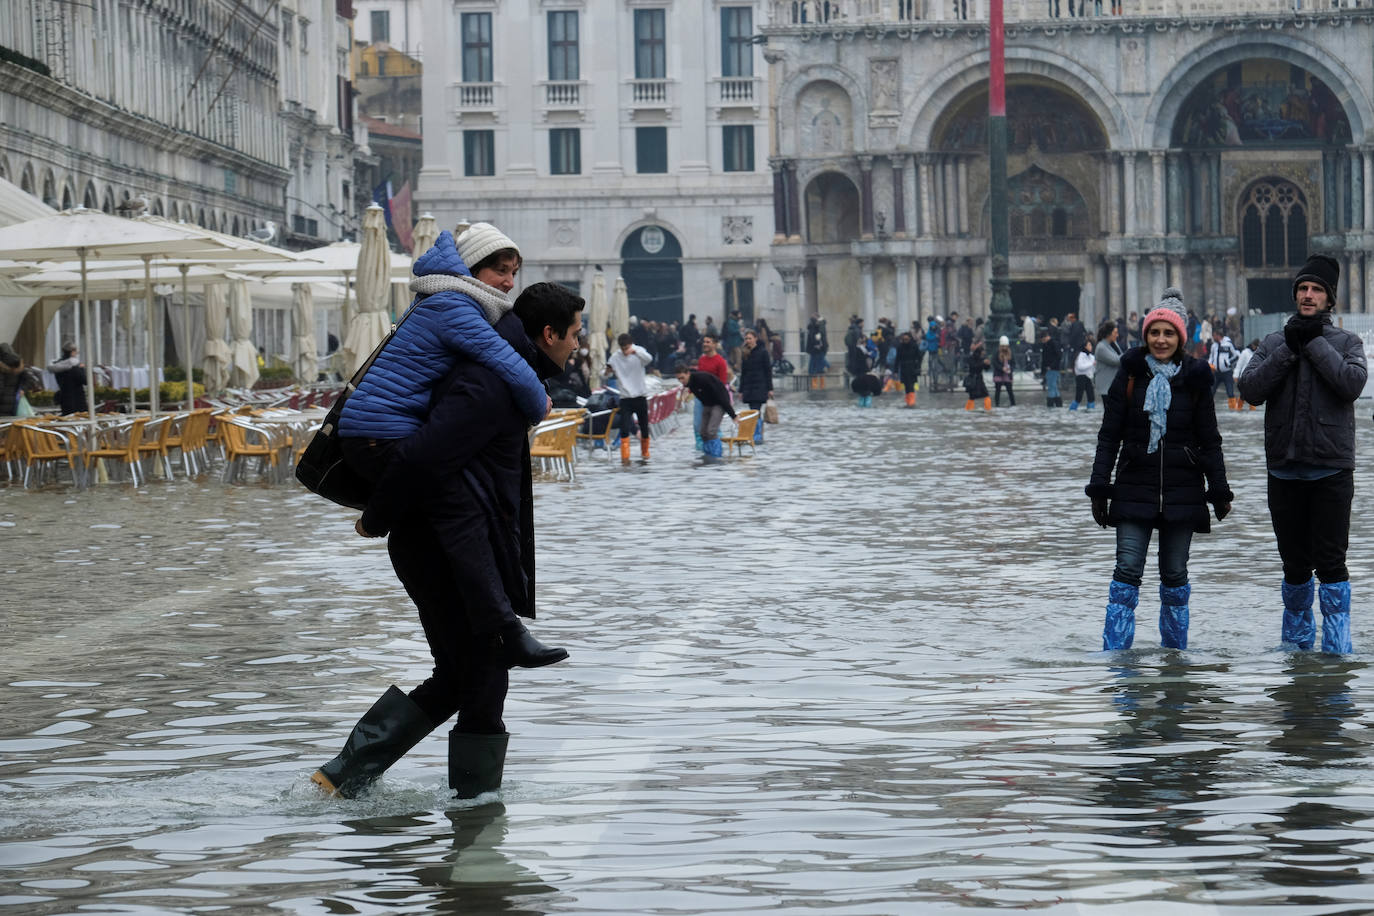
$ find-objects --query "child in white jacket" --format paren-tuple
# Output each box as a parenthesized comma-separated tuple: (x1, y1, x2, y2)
(1070, 337, 1097, 411)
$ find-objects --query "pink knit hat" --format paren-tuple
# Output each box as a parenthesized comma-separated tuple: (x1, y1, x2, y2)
(1141, 287, 1187, 341)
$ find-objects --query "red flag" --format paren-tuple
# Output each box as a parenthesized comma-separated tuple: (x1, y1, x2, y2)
(392, 182, 414, 252)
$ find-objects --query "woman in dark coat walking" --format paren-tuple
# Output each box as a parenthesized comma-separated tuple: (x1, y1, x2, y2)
(1085, 289, 1233, 651)
(738, 329, 772, 443)
(962, 335, 990, 411)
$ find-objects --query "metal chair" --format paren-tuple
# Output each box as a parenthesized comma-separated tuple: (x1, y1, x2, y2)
(84, 417, 149, 486)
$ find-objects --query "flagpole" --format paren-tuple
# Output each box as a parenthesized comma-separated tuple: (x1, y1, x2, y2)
(986, 0, 1015, 346)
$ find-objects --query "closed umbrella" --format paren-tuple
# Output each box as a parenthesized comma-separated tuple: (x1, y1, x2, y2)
(586, 271, 608, 385)
(292, 282, 317, 384)
(611, 276, 630, 340)
(411, 213, 439, 258)
(342, 204, 393, 374)
(202, 283, 231, 394)
(227, 279, 259, 390)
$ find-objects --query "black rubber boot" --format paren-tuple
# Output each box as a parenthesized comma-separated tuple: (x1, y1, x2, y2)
(500, 622, 569, 669)
(311, 686, 435, 798)
(450, 730, 510, 799)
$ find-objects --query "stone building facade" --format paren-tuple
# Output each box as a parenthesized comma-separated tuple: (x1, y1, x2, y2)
(416, 0, 773, 330)
(0, 0, 366, 247)
(764, 0, 1374, 342)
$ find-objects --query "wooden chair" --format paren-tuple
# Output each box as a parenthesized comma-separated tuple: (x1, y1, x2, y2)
(220, 417, 281, 482)
(18, 422, 86, 488)
(721, 409, 760, 458)
(575, 407, 618, 457)
(0, 421, 20, 482)
(85, 417, 148, 485)
(529, 418, 581, 481)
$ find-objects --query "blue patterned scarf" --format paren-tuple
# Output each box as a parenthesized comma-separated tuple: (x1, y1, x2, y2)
(1144, 355, 1180, 454)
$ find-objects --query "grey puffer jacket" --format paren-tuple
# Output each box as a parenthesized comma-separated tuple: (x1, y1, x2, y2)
(1237, 314, 1367, 470)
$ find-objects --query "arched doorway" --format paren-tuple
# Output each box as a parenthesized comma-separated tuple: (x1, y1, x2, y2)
(620, 225, 683, 324)
(804, 172, 860, 243)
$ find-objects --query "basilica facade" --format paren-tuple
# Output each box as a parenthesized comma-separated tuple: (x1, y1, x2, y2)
(763, 2, 1374, 340)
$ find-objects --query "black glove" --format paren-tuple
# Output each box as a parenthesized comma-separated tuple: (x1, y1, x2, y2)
(1215, 502, 1231, 521)
(1091, 496, 1110, 528)
(1285, 314, 1323, 352)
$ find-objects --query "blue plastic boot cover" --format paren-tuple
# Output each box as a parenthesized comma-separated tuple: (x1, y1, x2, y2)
(1103, 580, 1139, 650)
(753, 425, 763, 443)
(1318, 581, 1353, 654)
(1159, 583, 1191, 650)
(704, 438, 724, 458)
(1280, 577, 1316, 650)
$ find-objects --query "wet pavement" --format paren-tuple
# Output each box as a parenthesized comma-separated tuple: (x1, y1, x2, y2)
(4, 389, 1374, 914)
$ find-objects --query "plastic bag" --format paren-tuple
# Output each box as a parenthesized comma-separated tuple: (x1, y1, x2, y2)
(764, 397, 779, 425)
(15, 393, 34, 418)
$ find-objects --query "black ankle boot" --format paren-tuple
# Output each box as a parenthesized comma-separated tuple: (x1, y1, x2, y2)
(500, 622, 569, 669)
(311, 686, 435, 798)
(450, 730, 509, 799)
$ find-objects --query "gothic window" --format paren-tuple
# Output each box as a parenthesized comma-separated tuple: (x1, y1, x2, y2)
(1241, 180, 1307, 269)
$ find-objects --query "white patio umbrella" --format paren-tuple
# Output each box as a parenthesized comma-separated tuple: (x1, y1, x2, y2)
(411, 213, 439, 258)
(227, 279, 259, 390)
(0, 209, 230, 417)
(586, 271, 608, 384)
(291, 282, 317, 384)
(342, 204, 393, 374)
(202, 283, 231, 394)
(611, 276, 630, 340)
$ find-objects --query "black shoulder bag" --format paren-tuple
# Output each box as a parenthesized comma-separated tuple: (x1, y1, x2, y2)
(295, 303, 420, 510)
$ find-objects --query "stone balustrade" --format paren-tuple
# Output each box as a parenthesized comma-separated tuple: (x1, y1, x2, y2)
(768, 0, 1367, 26)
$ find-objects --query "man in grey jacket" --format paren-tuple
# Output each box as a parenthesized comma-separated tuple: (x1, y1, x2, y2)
(1239, 254, 1367, 653)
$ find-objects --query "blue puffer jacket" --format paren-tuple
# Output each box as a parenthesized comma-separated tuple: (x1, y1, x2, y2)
(339, 231, 548, 438)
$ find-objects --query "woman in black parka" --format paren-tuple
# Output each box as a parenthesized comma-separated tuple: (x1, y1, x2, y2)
(738, 328, 773, 443)
(1085, 289, 1233, 651)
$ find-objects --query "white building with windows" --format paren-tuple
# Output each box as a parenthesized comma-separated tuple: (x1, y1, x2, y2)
(412, 0, 774, 333)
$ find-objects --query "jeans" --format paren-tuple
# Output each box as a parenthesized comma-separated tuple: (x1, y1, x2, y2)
(1045, 369, 1060, 400)
(1213, 370, 1235, 398)
(1113, 520, 1193, 588)
(1268, 470, 1353, 583)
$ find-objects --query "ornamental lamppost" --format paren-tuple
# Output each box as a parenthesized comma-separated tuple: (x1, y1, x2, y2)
(985, 0, 1017, 347)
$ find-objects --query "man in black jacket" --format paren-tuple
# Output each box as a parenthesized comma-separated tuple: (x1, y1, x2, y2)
(311, 282, 584, 800)
(1239, 254, 1367, 653)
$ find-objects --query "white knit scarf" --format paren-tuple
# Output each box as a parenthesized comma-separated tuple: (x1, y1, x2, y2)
(408, 273, 512, 324)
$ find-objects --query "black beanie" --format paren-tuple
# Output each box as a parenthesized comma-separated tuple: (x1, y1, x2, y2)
(1293, 253, 1340, 307)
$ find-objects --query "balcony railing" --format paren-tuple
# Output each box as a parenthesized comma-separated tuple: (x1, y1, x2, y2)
(629, 78, 672, 107)
(767, 0, 1368, 26)
(544, 80, 585, 107)
(714, 77, 759, 106)
(454, 81, 500, 110)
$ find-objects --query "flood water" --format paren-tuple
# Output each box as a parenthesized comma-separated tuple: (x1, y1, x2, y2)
(5, 389, 1374, 915)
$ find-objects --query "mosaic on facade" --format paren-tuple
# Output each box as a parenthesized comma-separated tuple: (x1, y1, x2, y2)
(1173, 60, 1351, 148)
(934, 84, 1107, 153)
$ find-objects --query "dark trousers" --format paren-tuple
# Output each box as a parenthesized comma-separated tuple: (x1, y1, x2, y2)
(994, 380, 1015, 405)
(341, 437, 509, 732)
(1268, 470, 1354, 584)
(618, 395, 650, 440)
(1074, 375, 1095, 404)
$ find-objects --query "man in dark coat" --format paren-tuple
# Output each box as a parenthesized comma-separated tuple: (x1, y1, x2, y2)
(311, 282, 584, 800)
(1238, 253, 1367, 653)
(676, 362, 736, 461)
(48, 342, 87, 415)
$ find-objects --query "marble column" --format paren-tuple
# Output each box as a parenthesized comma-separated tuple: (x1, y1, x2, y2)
(1150, 256, 1167, 305)
(1124, 255, 1140, 321)
(778, 266, 803, 364)
(931, 258, 947, 316)
(1166, 152, 1183, 235)
(1107, 153, 1122, 236)
(1224, 256, 1239, 317)
(957, 157, 970, 235)
(771, 165, 788, 242)
(891, 154, 908, 237)
(1108, 258, 1124, 323)
(1211, 156, 1223, 236)
(917, 259, 933, 321)
(787, 161, 803, 242)
(919, 154, 936, 237)
(1364, 148, 1374, 232)
(1351, 148, 1364, 234)
(1122, 152, 1137, 237)
(895, 258, 911, 330)
(859, 155, 875, 239)
(1349, 253, 1364, 314)
(1095, 259, 1110, 321)
(860, 257, 876, 329)
(1098, 154, 1111, 236)
(944, 158, 958, 237)
(1151, 150, 1166, 236)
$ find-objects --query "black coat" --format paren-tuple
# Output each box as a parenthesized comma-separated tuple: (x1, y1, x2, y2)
(739, 343, 772, 405)
(1086, 348, 1232, 533)
(363, 312, 562, 620)
(895, 339, 922, 383)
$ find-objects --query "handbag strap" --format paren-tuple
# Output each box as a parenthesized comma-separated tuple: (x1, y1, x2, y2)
(320, 295, 427, 436)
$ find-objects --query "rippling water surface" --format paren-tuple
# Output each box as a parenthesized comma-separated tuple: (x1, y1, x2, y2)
(4, 391, 1374, 914)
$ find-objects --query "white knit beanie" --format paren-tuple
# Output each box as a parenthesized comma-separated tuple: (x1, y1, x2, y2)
(455, 221, 519, 270)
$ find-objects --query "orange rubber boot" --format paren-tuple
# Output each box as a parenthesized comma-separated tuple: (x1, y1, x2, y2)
(964, 400, 975, 411)
(904, 391, 916, 408)
(983, 397, 992, 411)
(640, 438, 650, 460)
(619, 438, 631, 464)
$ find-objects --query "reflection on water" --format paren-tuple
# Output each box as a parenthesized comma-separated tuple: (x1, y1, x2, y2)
(4, 392, 1374, 913)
